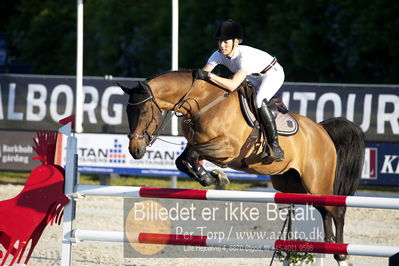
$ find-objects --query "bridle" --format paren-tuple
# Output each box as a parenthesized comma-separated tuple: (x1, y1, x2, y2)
(126, 79, 197, 146)
(127, 99, 161, 145)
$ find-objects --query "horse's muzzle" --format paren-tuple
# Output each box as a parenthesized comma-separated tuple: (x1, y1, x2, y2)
(127, 132, 148, 159)
(128, 141, 146, 159)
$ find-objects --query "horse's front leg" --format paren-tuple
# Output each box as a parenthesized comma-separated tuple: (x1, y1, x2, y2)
(175, 144, 214, 186)
(175, 144, 229, 187)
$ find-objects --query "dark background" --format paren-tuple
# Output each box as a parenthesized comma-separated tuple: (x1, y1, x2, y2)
(1, 0, 398, 83)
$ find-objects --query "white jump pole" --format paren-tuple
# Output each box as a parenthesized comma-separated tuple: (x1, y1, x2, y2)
(60, 126, 78, 266)
(60, 2, 84, 264)
(172, 0, 178, 73)
(170, 0, 179, 187)
(75, 0, 84, 133)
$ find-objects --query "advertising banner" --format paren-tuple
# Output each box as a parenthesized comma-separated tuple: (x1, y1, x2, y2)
(59, 133, 398, 185)
(0, 130, 398, 185)
(282, 83, 399, 142)
(0, 74, 138, 133)
(362, 142, 399, 185)
(0, 130, 41, 171)
(61, 133, 267, 180)
(1, 74, 398, 142)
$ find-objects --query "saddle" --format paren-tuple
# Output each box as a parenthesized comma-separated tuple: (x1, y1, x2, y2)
(231, 81, 299, 167)
(237, 81, 298, 136)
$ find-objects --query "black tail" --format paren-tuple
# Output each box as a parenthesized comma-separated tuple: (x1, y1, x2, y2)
(320, 118, 365, 196)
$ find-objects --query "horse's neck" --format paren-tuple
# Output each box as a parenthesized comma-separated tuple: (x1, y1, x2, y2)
(149, 71, 232, 120)
(149, 72, 203, 113)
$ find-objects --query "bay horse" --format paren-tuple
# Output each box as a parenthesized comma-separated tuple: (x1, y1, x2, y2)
(120, 70, 364, 265)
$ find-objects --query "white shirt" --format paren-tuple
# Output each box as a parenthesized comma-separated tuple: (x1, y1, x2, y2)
(206, 45, 275, 74)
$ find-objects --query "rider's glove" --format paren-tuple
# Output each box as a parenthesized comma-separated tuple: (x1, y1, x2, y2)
(193, 69, 211, 80)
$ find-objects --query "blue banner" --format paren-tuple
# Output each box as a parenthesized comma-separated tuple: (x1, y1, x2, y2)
(362, 142, 399, 185)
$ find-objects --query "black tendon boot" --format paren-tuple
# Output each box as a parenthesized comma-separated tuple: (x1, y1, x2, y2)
(257, 100, 284, 162)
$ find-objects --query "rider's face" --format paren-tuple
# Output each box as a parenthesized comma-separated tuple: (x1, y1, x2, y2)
(218, 39, 237, 57)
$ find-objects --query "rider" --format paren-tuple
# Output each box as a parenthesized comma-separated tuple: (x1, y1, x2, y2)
(200, 19, 285, 162)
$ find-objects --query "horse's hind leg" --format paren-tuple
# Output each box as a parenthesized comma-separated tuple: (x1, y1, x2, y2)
(331, 206, 349, 264)
(315, 206, 349, 266)
(315, 206, 335, 243)
(175, 144, 219, 187)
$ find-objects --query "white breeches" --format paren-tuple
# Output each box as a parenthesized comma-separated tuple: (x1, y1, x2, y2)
(246, 62, 285, 107)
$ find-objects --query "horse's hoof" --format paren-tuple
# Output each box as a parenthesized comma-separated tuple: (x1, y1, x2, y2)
(335, 254, 352, 266)
(338, 261, 352, 266)
(211, 169, 230, 185)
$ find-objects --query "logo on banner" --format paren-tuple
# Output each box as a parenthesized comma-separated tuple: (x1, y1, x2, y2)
(362, 148, 377, 179)
(381, 154, 399, 174)
(77, 136, 127, 165)
(177, 141, 186, 156)
(109, 139, 126, 164)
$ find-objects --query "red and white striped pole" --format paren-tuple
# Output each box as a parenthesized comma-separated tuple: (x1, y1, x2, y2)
(76, 185, 399, 210)
(73, 229, 399, 258)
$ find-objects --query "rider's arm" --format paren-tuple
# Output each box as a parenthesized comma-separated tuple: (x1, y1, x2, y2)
(210, 69, 248, 92)
(203, 64, 215, 73)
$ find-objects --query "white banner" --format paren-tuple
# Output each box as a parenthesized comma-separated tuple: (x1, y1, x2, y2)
(61, 133, 267, 180)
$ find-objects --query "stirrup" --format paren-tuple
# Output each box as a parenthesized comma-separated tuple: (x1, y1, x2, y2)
(270, 145, 284, 162)
(260, 149, 269, 160)
(261, 144, 284, 162)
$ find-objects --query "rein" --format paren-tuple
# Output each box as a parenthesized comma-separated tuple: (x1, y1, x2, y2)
(192, 91, 232, 121)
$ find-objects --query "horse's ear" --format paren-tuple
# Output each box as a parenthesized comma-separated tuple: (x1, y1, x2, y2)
(117, 82, 133, 95)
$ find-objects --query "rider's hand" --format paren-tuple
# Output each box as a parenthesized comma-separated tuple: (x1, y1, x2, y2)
(193, 69, 210, 80)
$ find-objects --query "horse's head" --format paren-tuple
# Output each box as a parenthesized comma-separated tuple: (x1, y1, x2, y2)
(120, 81, 162, 159)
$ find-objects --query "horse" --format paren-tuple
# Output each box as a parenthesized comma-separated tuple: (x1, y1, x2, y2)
(120, 70, 364, 265)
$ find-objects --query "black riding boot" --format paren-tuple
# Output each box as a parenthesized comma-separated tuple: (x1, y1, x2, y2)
(257, 101, 284, 162)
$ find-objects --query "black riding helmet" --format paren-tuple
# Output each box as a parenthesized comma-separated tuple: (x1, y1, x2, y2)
(215, 19, 244, 42)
